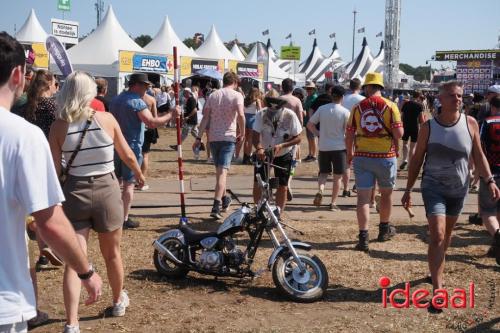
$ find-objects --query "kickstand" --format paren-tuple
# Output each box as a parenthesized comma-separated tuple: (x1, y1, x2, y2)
(279, 221, 305, 236)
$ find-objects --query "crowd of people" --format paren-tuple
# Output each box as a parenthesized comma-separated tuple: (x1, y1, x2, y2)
(1, 29, 500, 333)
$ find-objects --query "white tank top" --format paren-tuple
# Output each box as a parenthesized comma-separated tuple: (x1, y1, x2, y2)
(244, 102, 258, 115)
(62, 117, 114, 176)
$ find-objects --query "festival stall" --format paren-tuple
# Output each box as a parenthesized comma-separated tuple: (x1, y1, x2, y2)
(16, 9, 50, 70)
(118, 50, 172, 92)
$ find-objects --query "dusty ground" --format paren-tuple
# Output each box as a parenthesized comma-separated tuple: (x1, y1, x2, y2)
(32, 128, 499, 333)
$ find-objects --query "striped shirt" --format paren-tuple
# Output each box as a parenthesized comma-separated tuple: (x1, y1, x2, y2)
(62, 117, 114, 176)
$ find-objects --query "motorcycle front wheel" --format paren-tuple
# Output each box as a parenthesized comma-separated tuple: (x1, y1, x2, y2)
(272, 252, 328, 302)
(153, 238, 189, 279)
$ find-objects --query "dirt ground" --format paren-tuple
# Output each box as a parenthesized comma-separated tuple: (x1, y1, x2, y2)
(32, 128, 499, 333)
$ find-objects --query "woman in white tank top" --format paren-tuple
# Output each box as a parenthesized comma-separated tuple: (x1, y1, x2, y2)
(49, 72, 144, 332)
(241, 87, 263, 164)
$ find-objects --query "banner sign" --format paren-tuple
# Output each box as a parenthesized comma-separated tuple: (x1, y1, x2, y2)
(435, 50, 499, 61)
(456, 60, 495, 94)
(46, 35, 73, 77)
(119, 51, 170, 74)
(58, 0, 71, 11)
(281, 46, 301, 61)
(24, 43, 49, 69)
(180, 57, 224, 76)
(228, 60, 264, 79)
(51, 19, 79, 45)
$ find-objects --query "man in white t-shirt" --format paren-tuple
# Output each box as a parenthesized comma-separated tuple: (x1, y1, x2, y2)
(307, 85, 350, 211)
(252, 97, 302, 212)
(0, 32, 102, 333)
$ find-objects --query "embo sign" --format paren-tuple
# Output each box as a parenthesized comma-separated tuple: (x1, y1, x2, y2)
(435, 50, 500, 61)
(281, 46, 301, 61)
(119, 51, 169, 74)
(51, 19, 79, 45)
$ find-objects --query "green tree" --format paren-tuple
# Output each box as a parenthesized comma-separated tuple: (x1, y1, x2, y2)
(134, 34, 152, 47)
(183, 38, 199, 50)
(400, 63, 432, 82)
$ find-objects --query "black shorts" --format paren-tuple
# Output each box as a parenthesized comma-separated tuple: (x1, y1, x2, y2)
(402, 128, 418, 143)
(318, 150, 347, 175)
(254, 152, 292, 186)
(142, 128, 159, 153)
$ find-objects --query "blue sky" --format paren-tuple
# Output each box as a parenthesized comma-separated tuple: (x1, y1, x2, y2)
(2, 0, 499, 67)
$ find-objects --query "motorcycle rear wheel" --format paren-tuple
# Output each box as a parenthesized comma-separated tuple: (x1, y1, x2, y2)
(153, 238, 189, 278)
(272, 252, 328, 302)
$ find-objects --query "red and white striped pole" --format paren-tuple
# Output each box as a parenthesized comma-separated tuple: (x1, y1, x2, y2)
(173, 46, 187, 222)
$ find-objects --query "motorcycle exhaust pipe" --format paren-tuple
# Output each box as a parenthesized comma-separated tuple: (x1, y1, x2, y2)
(153, 240, 183, 265)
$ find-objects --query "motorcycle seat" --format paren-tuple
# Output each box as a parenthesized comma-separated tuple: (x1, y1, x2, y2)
(180, 225, 218, 244)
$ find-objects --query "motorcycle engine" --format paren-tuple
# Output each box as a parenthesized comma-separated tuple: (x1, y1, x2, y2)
(199, 250, 224, 271)
(227, 248, 244, 267)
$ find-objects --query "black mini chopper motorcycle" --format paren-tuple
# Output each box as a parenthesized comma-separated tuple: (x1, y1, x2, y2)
(153, 154, 328, 302)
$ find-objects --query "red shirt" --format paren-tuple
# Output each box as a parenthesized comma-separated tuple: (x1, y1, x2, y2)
(90, 98, 105, 112)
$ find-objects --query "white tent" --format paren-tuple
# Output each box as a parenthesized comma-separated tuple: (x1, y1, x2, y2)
(230, 43, 245, 61)
(367, 40, 384, 73)
(299, 39, 326, 79)
(144, 16, 197, 57)
(245, 41, 289, 83)
(267, 39, 292, 73)
(15, 9, 48, 44)
(344, 37, 374, 80)
(195, 25, 236, 60)
(308, 42, 345, 83)
(62, 5, 144, 77)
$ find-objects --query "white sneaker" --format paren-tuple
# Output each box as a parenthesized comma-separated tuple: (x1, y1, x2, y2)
(112, 290, 130, 317)
(63, 324, 80, 333)
(135, 184, 150, 191)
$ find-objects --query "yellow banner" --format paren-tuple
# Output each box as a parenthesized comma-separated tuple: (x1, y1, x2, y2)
(118, 50, 134, 73)
(228, 60, 237, 72)
(32, 43, 48, 69)
(181, 57, 192, 76)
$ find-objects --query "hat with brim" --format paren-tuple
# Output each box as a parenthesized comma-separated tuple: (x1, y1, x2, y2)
(265, 97, 287, 109)
(129, 73, 151, 86)
(487, 85, 500, 94)
(362, 72, 384, 89)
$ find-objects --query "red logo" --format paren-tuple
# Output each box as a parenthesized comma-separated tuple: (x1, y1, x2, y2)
(379, 276, 475, 309)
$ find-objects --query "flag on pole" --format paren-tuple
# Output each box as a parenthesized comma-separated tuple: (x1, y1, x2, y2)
(376, 31, 382, 37)
(285, 33, 292, 39)
(262, 29, 269, 36)
(329, 33, 336, 39)
(357, 27, 365, 33)
(308, 29, 316, 36)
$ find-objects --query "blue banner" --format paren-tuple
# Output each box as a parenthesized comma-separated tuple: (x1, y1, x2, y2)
(45, 35, 73, 77)
(132, 54, 168, 73)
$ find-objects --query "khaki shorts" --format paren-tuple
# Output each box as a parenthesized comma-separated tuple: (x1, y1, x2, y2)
(62, 172, 123, 233)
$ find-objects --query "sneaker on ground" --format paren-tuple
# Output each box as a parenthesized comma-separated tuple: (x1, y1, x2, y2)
(302, 155, 314, 162)
(221, 195, 232, 212)
(355, 234, 369, 252)
(399, 161, 408, 170)
(123, 218, 140, 229)
(287, 187, 293, 201)
(112, 290, 130, 317)
(377, 223, 396, 242)
(210, 207, 222, 220)
(329, 203, 340, 212)
(27, 310, 49, 329)
(63, 324, 80, 333)
(341, 190, 351, 197)
(41, 247, 64, 266)
(35, 256, 49, 271)
(135, 184, 150, 191)
(313, 192, 323, 207)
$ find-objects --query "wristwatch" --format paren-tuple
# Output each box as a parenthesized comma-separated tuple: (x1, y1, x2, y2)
(77, 264, 94, 280)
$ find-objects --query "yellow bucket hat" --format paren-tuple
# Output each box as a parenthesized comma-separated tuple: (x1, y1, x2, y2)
(362, 72, 384, 89)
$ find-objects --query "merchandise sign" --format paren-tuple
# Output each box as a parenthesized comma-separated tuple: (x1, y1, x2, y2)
(228, 60, 264, 80)
(51, 19, 79, 45)
(57, 0, 71, 11)
(435, 50, 500, 61)
(180, 57, 224, 76)
(119, 51, 169, 74)
(281, 46, 301, 61)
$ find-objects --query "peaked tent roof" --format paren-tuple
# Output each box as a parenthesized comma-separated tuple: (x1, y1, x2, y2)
(245, 41, 289, 83)
(230, 43, 245, 61)
(267, 39, 292, 73)
(299, 39, 326, 79)
(15, 9, 48, 44)
(144, 16, 197, 57)
(195, 25, 236, 60)
(367, 41, 384, 73)
(63, 5, 143, 76)
(344, 37, 374, 80)
(308, 42, 345, 82)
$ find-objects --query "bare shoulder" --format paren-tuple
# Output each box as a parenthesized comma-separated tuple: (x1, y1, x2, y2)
(466, 115, 479, 130)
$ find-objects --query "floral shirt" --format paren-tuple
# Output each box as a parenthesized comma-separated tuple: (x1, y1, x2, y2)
(203, 87, 244, 142)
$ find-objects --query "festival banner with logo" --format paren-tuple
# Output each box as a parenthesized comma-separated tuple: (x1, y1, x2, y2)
(456, 59, 496, 94)
(24, 43, 49, 69)
(435, 50, 499, 61)
(46, 35, 73, 77)
(228, 60, 264, 80)
(180, 57, 224, 77)
(119, 50, 171, 74)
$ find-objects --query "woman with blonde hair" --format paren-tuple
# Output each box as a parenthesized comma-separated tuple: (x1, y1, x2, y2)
(49, 71, 145, 333)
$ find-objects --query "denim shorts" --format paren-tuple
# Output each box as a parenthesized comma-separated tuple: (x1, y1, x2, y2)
(245, 113, 256, 130)
(353, 156, 397, 189)
(421, 186, 465, 217)
(115, 145, 142, 183)
(210, 141, 235, 169)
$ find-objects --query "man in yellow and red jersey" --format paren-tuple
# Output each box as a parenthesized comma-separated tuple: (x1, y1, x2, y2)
(345, 72, 404, 251)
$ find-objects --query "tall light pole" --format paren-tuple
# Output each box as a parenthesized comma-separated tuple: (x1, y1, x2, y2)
(352, 9, 357, 61)
(95, 0, 104, 28)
